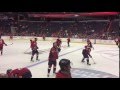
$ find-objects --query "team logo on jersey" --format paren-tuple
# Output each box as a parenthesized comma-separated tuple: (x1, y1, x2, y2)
(71, 68, 118, 78)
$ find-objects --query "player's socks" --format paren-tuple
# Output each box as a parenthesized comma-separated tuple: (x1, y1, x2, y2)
(31, 57, 34, 62)
(47, 68, 51, 77)
(48, 68, 51, 74)
(53, 68, 56, 73)
(87, 59, 91, 65)
(47, 73, 50, 77)
(36, 56, 39, 60)
(81, 58, 85, 62)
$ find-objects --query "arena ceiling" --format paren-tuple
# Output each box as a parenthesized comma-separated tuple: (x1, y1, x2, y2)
(0, 12, 119, 20)
(27, 12, 119, 20)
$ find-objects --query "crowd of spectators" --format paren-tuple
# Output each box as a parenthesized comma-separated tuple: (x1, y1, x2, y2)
(0, 18, 119, 40)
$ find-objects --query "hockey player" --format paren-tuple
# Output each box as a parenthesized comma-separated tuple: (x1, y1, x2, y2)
(115, 38, 118, 45)
(87, 39, 94, 52)
(0, 36, 7, 55)
(81, 46, 92, 65)
(31, 46, 39, 62)
(56, 37, 62, 52)
(56, 59, 72, 78)
(115, 37, 120, 48)
(30, 38, 38, 50)
(42, 34, 46, 41)
(6, 68, 32, 78)
(47, 42, 58, 77)
(67, 37, 70, 47)
(30, 38, 39, 62)
(9, 34, 13, 41)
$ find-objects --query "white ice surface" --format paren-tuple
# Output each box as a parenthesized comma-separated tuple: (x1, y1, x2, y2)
(0, 40, 119, 78)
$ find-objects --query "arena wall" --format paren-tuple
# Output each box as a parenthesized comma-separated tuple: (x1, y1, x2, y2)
(2, 36, 116, 45)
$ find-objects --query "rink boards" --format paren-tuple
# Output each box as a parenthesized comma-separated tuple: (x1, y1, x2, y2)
(2, 36, 116, 45)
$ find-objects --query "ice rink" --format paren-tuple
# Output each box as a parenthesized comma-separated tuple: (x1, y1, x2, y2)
(0, 39, 119, 78)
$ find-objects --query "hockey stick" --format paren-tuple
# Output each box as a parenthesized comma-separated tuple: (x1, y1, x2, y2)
(6, 43, 13, 46)
(91, 57, 96, 64)
(39, 48, 50, 53)
(24, 47, 31, 53)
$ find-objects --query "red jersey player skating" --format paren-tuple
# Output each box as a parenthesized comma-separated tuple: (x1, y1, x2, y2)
(67, 37, 70, 47)
(47, 42, 59, 77)
(115, 37, 120, 48)
(0, 36, 7, 55)
(30, 38, 38, 50)
(30, 38, 39, 62)
(87, 39, 94, 52)
(56, 37, 62, 52)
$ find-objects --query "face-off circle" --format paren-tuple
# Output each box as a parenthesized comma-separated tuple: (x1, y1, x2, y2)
(71, 68, 118, 78)
(95, 50, 119, 61)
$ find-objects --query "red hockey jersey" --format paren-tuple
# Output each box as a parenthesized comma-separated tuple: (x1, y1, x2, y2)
(7, 68, 31, 78)
(30, 40, 37, 49)
(67, 38, 70, 43)
(0, 39, 6, 47)
(56, 70, 72, 78)
(56, 39, 62, 47)
(49, 47, 58, 61)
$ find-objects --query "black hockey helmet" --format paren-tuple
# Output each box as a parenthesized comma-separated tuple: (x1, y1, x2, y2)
(85, 45, 88, 48)
(6, 69, 12, 74)
(59, 59, 71, 68)
(53, 42, 57, 46)
(34, 38, 37, 41)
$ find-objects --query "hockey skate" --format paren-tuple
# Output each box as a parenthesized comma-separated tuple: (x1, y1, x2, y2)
(87, 63, 91, 65)
(81, 59, 85, 63)
(36, 57, 40, 61)
(31, 57, 34, 62)
(47, 73, 50, 77)
(31, 59, 34, 62)
(81, 60, 85, 63)
(53, 71, 56, 75)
